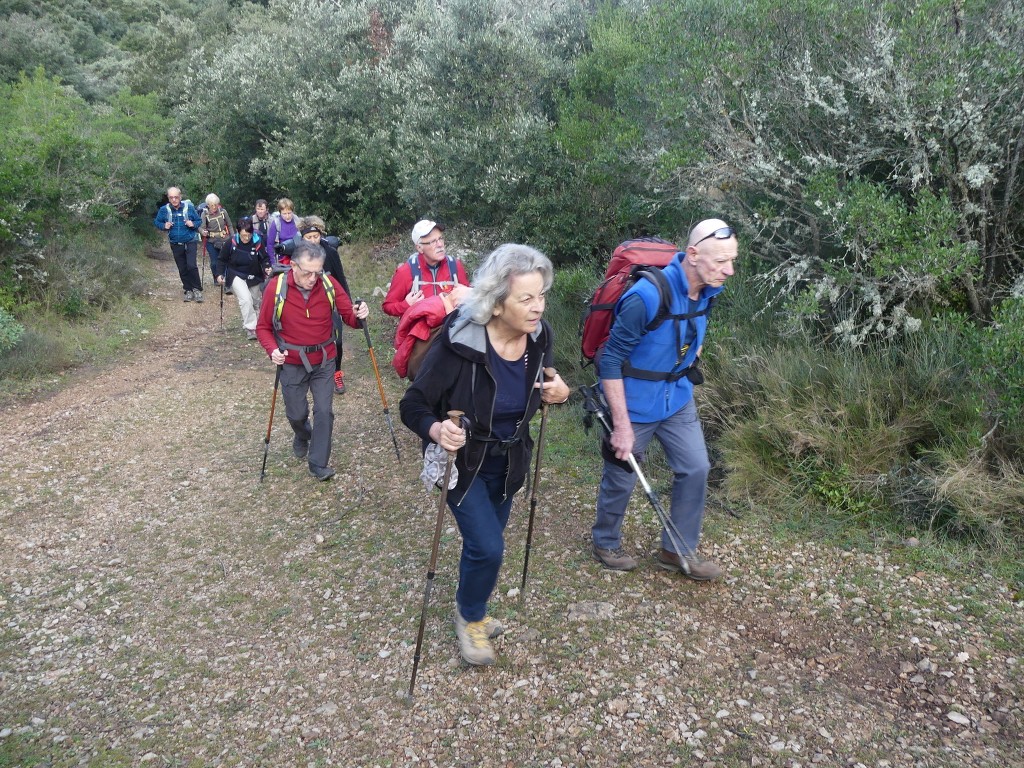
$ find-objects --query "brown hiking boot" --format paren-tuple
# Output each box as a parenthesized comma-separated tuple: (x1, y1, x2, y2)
(655, 548, 722, 581)
(592, 545, 638, 571)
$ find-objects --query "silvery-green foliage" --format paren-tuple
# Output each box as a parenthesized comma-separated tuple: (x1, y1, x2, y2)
(174, 0, 403, 221)
(250, 0, 406, 226)
(173, 0, 586, 230)
(387, 0, 586, 225)
(645, 0, 1024, 342)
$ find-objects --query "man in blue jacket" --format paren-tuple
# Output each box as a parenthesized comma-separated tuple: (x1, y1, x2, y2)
(154, 187, 204, 302)
(592, 219, 737, 579)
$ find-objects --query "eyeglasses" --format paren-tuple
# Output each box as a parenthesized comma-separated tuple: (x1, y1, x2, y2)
(692, 226, 735, 246)
(291, 265, 324, 279)
(420, 235, 445, 247)
(168, 195, 181, 200)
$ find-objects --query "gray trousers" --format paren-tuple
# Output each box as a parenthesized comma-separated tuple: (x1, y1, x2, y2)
(592, 399, 710, 554)
(279, 362, 335, 471)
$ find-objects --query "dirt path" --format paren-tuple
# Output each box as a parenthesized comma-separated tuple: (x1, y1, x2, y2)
(0, 253, 1020, 767)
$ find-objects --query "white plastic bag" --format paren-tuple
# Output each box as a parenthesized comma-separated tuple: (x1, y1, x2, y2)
(420, 442, 457, 492)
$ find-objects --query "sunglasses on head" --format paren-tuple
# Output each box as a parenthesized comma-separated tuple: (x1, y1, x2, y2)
(693, 226, 735, 246)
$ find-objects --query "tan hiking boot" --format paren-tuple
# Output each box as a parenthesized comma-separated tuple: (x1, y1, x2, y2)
(655, 548, 723, 581)
(454, 612, 496, 666)
(593, 545, 638, 571)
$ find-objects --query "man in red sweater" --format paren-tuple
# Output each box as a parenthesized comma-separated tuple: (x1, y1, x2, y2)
(381, 219, 470, 317)
(256, 241, 369, 480)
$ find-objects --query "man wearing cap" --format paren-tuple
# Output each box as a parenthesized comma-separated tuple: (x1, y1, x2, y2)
(381, 219, 470, 318)
(591, 219, 737, 580)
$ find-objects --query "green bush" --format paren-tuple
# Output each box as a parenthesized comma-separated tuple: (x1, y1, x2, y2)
(545, 258, 603, 382)
(973, 296, 1024, 441)
(0, 306, 25, 353)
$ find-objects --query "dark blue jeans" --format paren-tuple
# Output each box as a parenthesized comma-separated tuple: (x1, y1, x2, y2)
(448, 470, 515, 623)
(204, 239, 224, 287)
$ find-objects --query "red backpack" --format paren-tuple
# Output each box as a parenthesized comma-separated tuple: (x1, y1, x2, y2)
(580, 237, 681, 366)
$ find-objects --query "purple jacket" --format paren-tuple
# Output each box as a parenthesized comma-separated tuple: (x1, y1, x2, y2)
(267, 215, 299, 264)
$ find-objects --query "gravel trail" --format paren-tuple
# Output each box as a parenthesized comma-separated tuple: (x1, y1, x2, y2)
(1, 253, 1020, 767)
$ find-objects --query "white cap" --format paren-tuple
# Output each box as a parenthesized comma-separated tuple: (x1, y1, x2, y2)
(411, 219, 441, 244)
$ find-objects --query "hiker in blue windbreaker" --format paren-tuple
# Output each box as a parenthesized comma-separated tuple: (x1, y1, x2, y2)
(154, 186, 205, 303)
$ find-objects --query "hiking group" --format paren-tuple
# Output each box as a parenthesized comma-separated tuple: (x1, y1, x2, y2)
(155, 189, 738, 672)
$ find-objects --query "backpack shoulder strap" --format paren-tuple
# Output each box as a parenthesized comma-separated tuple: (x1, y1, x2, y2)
(407, 253, 421, 282)
(321, 274, 347, 344)
(320, 273, 336, 309)
(636, 268, 673, 332)
(272, 273, 288, 328)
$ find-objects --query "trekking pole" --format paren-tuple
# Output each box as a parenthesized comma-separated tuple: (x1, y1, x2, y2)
(201, 237, 207, 290)
(579, 385, 699, 564)
(408, 410, 464, 699)
(356, 299, 401, 461)
(520, 367, 556, 596)
(259, 362, 283, 483)
(219, 281, 225, 331)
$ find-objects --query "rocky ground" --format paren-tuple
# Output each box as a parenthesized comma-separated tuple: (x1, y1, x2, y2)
(0, 249, 1021, 767)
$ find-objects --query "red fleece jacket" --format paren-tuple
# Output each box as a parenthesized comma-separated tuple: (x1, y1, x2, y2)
(382, 253, 470, 317)
(256, 271, 361, 367)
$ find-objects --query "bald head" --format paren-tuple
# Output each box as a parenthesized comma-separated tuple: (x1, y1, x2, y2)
(687, 219, 732, 247)
(682, 218, 737, 297)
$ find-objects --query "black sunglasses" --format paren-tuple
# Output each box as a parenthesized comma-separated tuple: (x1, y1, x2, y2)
(692, 226, 735, 246)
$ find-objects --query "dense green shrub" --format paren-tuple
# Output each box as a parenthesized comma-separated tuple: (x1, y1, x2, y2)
(0, 69, 168, 305)
(560, 0, 1024, 334)
(973, 296, 1024, 443)
(700, 307, 1022, 544)
(0, 306, 24, 353)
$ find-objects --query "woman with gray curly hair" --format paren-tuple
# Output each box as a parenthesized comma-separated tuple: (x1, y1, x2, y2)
(400, 243, 570, 667)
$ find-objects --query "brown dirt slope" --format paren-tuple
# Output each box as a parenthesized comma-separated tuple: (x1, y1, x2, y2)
(0, 253, 1021, 767)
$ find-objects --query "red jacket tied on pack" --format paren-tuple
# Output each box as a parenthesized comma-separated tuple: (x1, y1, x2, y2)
(255, 271, 362, 367)
(392, 295, 449, 379)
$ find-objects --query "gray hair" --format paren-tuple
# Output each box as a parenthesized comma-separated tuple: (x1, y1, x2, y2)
(292, 240, 326, 266)
(205, 193, 220, 205)
(460, 243, 553, 325)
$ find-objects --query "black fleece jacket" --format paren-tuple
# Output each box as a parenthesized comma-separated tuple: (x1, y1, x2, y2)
(217, 234, 270, 286)
(399, 309, 553, 505)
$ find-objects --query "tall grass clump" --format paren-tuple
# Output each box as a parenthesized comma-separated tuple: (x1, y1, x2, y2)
(546, 257, 604, 383)
(702, 307, 1024, 554)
